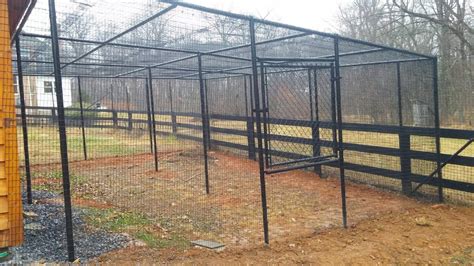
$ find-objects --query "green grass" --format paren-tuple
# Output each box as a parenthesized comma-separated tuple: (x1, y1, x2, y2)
(450, 246, 474, 265)
(86, 208, 152, 231)
(19, 126, 159, 164)
(30, 170, 87, 193)
(84, 208, 189, 249)
(134, 231, 189, 249)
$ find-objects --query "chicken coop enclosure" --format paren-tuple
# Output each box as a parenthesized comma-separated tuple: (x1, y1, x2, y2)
(11, 0, 473, 262)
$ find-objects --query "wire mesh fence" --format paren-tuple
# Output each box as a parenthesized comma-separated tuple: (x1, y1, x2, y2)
(8, 0, 473, 262)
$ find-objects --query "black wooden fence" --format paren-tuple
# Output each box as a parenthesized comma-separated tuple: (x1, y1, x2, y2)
(17, 106, 474, 199)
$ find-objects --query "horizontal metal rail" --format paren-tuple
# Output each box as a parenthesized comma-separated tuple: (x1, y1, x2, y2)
(269, 154, 337, 167)
(265, 158, 340, 175)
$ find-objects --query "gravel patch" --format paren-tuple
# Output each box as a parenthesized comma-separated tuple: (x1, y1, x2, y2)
(12, 191, 130, 263)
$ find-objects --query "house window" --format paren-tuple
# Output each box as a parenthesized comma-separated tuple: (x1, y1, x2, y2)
(44, 81, 53, 93)
(13, 76, 18, 94)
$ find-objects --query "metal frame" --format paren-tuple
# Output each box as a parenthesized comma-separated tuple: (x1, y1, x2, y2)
(14, 0, 447, 261)
(48, 0, 75, 261)
(15, 37, 32, 204)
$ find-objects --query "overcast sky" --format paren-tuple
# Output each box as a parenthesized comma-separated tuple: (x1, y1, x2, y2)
(185, 0, 351, 33)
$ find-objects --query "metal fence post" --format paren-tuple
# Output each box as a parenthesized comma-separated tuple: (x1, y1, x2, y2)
(396, 63, 412, 194)
(112, 110, 118, 128)
(260, 62, 270, 168)
(144, 78, 154, 153)
(125, 84, 133, 130)
(77, 77, 87, 160)
(198, 54, 210, 194)
(432, 57, 443, 202)
(250, 18, 270, 245)
(147, 69, 159, 171)
(15, 37, 32, 204)
(48, 0, 75, 261)
(309, 68, 322, 175)
(168, 80, 177, 135)
(204, 79, 212, 149)
(330, 64, 338, 156)
(244, 75, 256, 159)
(51, 107, 57, 124)
(334, 36, 348, 229)
(110, 85, 117, 127)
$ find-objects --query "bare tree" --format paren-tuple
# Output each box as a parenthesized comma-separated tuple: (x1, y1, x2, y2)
(338, 0, 473, 127)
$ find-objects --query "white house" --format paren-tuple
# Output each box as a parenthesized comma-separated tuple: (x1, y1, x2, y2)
(14, 76, 73, 109)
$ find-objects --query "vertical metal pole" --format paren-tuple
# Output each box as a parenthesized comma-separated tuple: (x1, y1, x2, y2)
(48, 0, 75, 261)
(147, 69, 159, 171)
(250, 18, 269, 244)
(144, 78, 153, 153)
(248, 74, 256, 160)
(110, 85, 117, 128)
(397, 63, 412, 195)
(198, 54, 210, 194)
(125, 83, 132, 130)
(263, 67, 272, 166)
(310, 68, 321, 175)
(244, 75, 256, 159)
(260, 62, 270, 168)
(15, 37, 32, 204)
(330, 64, 338, 156)
(77, 77, 87, 160)
(432, 58, 443, 202)
(204, 79, 211, 149)
(334, 36, 348, 228)
(168, 81, 177, 135)
(309, 69, 314, 120)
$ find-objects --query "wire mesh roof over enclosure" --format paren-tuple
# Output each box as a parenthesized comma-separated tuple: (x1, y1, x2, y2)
(14, 0, 434, 80)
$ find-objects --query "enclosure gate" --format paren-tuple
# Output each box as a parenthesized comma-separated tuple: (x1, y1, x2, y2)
(253, 58, 348, 243)
(258, 59, 339, 172)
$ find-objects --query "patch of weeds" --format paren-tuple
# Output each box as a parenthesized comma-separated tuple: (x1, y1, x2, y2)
(135, 231, 189, 250)
(165, 134, 178, 143)
(31, 171, 87, 193)
(451, 246, 474, 265)
(32, 184, 61, 193)
(41, 171, 63, 179)
(85, 208, 152, 232)
(85, 208, 190, 250)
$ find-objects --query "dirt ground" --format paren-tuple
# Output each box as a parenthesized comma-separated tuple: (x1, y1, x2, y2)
(96, 204, 474, 264)
(30, 147, 474, 264)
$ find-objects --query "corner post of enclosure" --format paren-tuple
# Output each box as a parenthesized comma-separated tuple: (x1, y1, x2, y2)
(77, 76, 87, 160)
(396, 63, 412, 195)
(249, 17, 270, 244)
(144, 78, 154, 154)
(197, 54, 210, 194)
(334, 35, 348, 228)
(48, 0, 75, 261)
(14, 37, 32, 204)
(432, 57, 443, 202)
(147, 68, 159, 171)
